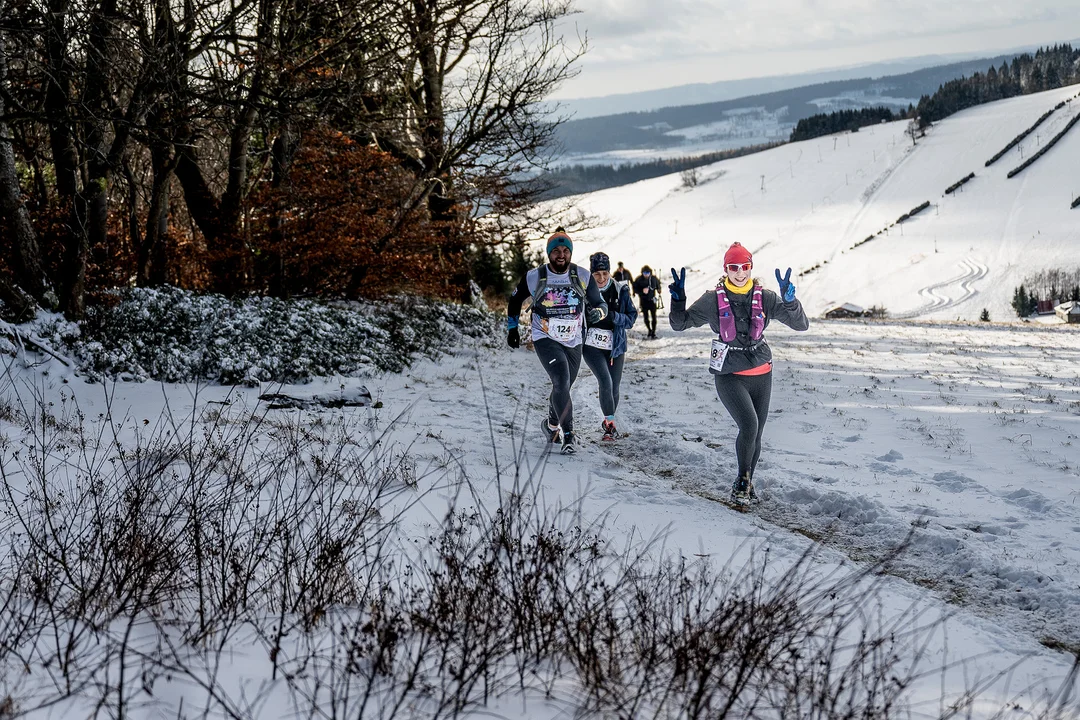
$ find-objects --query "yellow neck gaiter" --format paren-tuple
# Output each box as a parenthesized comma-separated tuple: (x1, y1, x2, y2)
(723, 277, 753, 295)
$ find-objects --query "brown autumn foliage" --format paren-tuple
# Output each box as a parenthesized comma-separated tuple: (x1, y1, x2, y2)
(247, 128, 464, 300)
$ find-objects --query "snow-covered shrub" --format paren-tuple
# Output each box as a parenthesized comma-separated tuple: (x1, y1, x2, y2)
(39, 286, 500, 384)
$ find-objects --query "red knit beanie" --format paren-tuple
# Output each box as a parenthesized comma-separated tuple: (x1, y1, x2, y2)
(724, 242, 752, 266)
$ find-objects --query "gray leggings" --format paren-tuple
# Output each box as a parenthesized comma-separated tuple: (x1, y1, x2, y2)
(713, 371, 772, 479)
(533, 338, 582, 432)
(582, 346, 625, 417)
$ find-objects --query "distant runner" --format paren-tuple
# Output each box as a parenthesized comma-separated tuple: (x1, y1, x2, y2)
(667, 242, 809, 505)
(633, 266, 662, 339)
(507, 228, 609, 454)
(582, 252, 638, 441)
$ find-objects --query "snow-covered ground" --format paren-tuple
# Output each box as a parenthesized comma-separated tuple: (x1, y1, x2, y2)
(4, 310, 1080, 717)
(5, 84, 1080, 719)
(558, 83, 1080, 323)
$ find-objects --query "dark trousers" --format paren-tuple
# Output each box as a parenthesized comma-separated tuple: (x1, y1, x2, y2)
(641, 306, 657, 335)
(713, 371, 772, 479)
(533, 338, 582, 432)
(582, 346, 625, 418)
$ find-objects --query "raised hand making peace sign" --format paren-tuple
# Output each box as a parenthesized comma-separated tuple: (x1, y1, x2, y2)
(775, 267, 796, 303)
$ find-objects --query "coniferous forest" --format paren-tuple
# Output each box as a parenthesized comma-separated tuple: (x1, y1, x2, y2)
(914, 45, 1080, 127)
(789, 107, 902, 142)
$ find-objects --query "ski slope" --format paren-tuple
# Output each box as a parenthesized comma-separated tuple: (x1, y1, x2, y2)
(559, 84, 1080, 322)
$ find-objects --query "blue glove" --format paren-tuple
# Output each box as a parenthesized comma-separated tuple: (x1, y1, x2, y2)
(669, 267, 686, 302)
(775, 268, 796, 303)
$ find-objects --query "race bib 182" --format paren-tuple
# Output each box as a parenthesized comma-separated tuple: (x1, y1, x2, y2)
(584, 327, 614, 350)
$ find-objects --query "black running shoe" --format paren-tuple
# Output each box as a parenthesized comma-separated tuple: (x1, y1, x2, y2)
(731, 472, 753, 506)
(561, 431, 577, 455)
(542, 418, 562, 444)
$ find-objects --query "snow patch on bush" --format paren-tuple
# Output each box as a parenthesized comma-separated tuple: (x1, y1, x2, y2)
(37, 286, 500, 384)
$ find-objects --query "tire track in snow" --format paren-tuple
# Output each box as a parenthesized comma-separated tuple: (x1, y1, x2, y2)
(893, 258, 987, 319)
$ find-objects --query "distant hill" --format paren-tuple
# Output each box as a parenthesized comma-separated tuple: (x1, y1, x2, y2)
(555, 53, 1016, 119)
(554, 54, 1023, 157)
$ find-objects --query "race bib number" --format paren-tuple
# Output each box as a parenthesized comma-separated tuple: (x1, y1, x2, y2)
(584, 327, 614, 350)
(709, 338, 730, 372)
(547, 317, 580, 343)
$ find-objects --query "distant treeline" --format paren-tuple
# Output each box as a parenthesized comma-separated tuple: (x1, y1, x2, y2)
(915, 44, 1080, 127)
(1012, 267, 1080, 316)
(786, 45, 1080, 143)
(789, 107, 906, 142)
(554, 54, 1022, 155)
(535, 142, 785, 199)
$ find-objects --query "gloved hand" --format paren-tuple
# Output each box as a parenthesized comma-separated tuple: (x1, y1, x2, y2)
(587, 306, 607, 324)
(507, 327, 520, 348)
(669, 267, 686, 302)
(775, 267, 796, 303)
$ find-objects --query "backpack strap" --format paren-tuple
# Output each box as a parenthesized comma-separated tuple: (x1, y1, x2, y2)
(717, 282, 765, 343)
(716, 286, 736, 343)
(531, 264, 548, 310)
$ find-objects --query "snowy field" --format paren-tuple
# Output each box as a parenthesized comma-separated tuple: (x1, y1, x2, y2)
(4, 311, 1080, 717)
(557, 83, 1080, 323)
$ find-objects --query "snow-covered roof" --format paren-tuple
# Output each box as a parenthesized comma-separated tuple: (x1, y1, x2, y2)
(829, 302, 866, 313)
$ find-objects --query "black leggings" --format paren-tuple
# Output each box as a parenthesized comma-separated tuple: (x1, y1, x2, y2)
(713, 371, 772, 479)
(533, 338, 583, 432)
(582, 346, 625, 417)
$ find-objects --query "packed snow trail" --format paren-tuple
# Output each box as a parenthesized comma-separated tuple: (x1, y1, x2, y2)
(572, 319, 1080, 653)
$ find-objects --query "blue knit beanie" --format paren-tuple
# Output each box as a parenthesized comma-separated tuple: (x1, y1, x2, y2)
(590, 252, 610, 272)
(546, 227, 573, 256)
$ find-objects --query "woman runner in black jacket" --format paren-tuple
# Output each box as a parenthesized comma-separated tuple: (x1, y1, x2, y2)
(667, 242, 809, 505)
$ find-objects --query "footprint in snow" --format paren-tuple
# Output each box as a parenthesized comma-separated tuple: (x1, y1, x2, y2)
(930, 471, 987, 494)
(1001, 488, 1054, 513)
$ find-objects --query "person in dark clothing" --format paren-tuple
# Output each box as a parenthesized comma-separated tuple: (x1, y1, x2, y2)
(506, 228, 609, 454)
(583, 252, 638, 440)
(633, 266, 662, 338)
(613, 261, 632, 282)
(667, 242, 809, 505)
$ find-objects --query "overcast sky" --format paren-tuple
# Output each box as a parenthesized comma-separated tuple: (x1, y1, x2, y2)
(551, 0, 1080, 99)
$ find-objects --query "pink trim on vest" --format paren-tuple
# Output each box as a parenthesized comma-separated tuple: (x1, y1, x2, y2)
(716, 284, 765, 343)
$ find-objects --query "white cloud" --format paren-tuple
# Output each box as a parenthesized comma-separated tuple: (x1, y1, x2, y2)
(556, 0, 1080, 97)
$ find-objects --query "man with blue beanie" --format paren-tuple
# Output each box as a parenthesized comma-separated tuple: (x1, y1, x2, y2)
(507, 227, 609, 454)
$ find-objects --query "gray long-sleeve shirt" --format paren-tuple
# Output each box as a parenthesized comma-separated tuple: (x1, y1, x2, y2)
(669, 285, 809, 374)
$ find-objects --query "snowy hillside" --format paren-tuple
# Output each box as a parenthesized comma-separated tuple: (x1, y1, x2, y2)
(559, 83, 1080, 322)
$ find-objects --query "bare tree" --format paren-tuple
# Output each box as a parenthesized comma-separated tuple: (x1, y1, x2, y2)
(0, 28, 51, 316)
(364, 0, 585, 290)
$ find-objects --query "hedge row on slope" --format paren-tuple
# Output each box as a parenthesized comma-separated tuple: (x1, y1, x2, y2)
(944, 172, 976, 194)
(846, 202, 932, 251)
(1006, 109, 1080, 178)
(984, 101, 1065, 167)
(896, 201, 931, 223)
